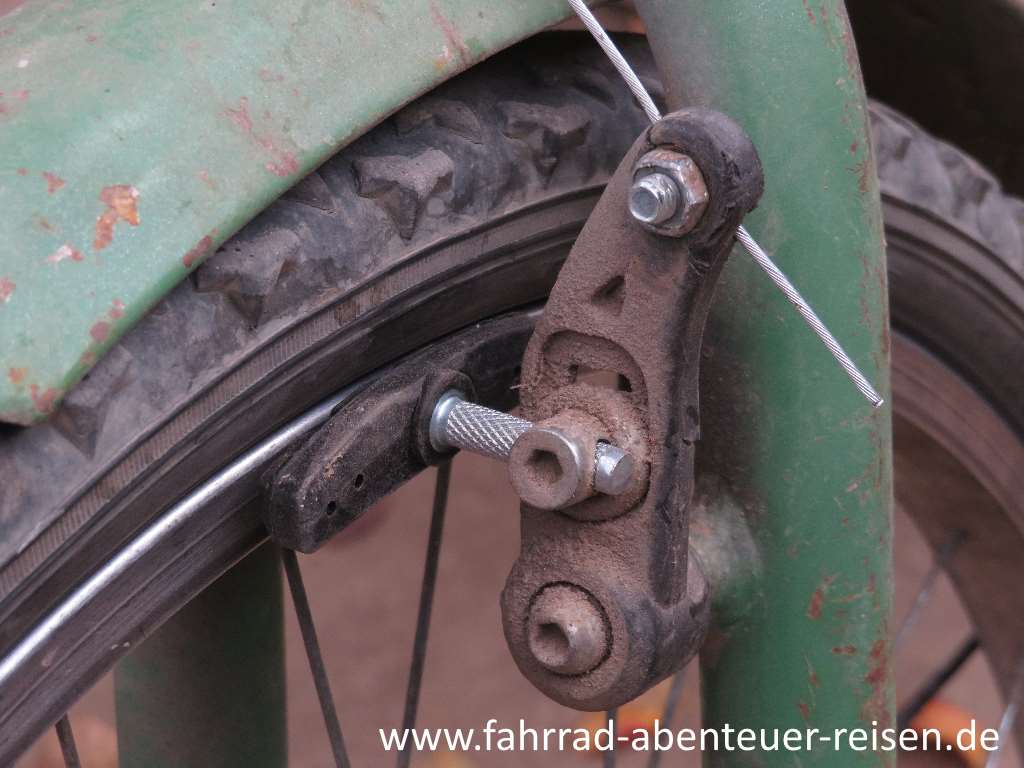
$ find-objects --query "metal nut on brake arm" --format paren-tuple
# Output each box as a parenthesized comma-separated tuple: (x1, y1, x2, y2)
(629, 148, 709, 236)
(502, 107, 764, 711)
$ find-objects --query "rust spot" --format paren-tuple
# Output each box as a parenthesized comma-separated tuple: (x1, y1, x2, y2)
(34, 214, 55, 232)
(0, 0, 26, 17)
(197, 169, 217, 190)
(865, 639, 887, 685)
(225, 96, 254, 133)
(265, 153, 298, 177)
(806, 574, 836, 619)
(0, 25, 15, 37)
(183, 232, 215, 269)
(862, 635, 892, 727)
(224, 96, 300, 177)
(79, 350, 96, 367)
(86, 33, 99, 43)
(29, 384, 60, 415)
(429, 0, 470, 66)
(434, 47, 454, 73)
(840, 18, 860, 78)
(84, 301, 126, 346)
(93, 184, 140, 250)
(832, 645, 857, 655)
(46, 243, 83, 263)
(849, 140, 859, 155)
(0, 276, 14, 303)
(42, 171, 64, 193)
(798, 701, 810, 722)
(802, 0, 816, 24)
(854, 157, 871, 194)
(258, 67, 284, 83)
(8, 367, 25, 385)
(15, 167, 27, 176)
(90, 320, 111, 343)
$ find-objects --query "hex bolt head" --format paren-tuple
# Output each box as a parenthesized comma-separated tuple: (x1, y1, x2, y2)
(631, 149, 709, 237)
(593, 442, 635, 496)
(527, 584, 609, 676)
(629, 172, 680, 226)
(508, 427, 588, 511)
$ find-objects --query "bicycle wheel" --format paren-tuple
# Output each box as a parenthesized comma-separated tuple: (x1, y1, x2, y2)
(0, 32, 1021, 766)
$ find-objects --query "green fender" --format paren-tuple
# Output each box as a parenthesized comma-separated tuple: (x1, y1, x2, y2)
(0, 0, 592, 424)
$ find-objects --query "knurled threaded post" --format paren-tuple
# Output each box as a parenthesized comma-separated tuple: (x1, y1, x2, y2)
(428, 391, 634, 498)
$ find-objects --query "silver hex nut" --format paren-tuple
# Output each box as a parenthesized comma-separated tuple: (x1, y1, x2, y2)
(630, 149, 710, 237)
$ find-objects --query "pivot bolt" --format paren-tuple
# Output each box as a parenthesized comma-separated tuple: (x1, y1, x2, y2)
(527, 584, 609, 676)
(630, 149, 709, 237)
(429, 391, 635, 509)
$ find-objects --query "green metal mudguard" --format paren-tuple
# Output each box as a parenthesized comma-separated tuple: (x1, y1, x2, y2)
(0, 0, 587, 424)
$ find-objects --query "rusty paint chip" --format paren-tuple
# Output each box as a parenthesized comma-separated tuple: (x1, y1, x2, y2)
(806, 574, 837, 620)
(183, 233, 215, 269)
(429, 0, 470, 66)
(89, 320, 111, 343)
(0, 276, 15, 303)
(94, 184, 140, 250)
(46, 243, 83, 263)
(29, 384, 60, 415)
(42, 171, 65, 193)
(224, 96, 301, 178)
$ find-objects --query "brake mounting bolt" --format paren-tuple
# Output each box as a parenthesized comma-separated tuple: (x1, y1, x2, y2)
(630, 149, 709, 237)
(429, 391, 634, 509)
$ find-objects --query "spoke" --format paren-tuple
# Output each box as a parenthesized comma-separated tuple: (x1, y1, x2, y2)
(54, 714, 82, 768)
(604, 707, 617, 768)
(648, 668, 687, 768)
(894, 529, 966, 651)
(397, 460, 453, 768)
(282, 547, 351, 768)
(986, 655, 1024, 768)
(898, 634, 979, 729)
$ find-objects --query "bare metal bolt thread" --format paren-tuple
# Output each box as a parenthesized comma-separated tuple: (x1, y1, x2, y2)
(429, 391, 634, 498)
(629, 173, 680, 225)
